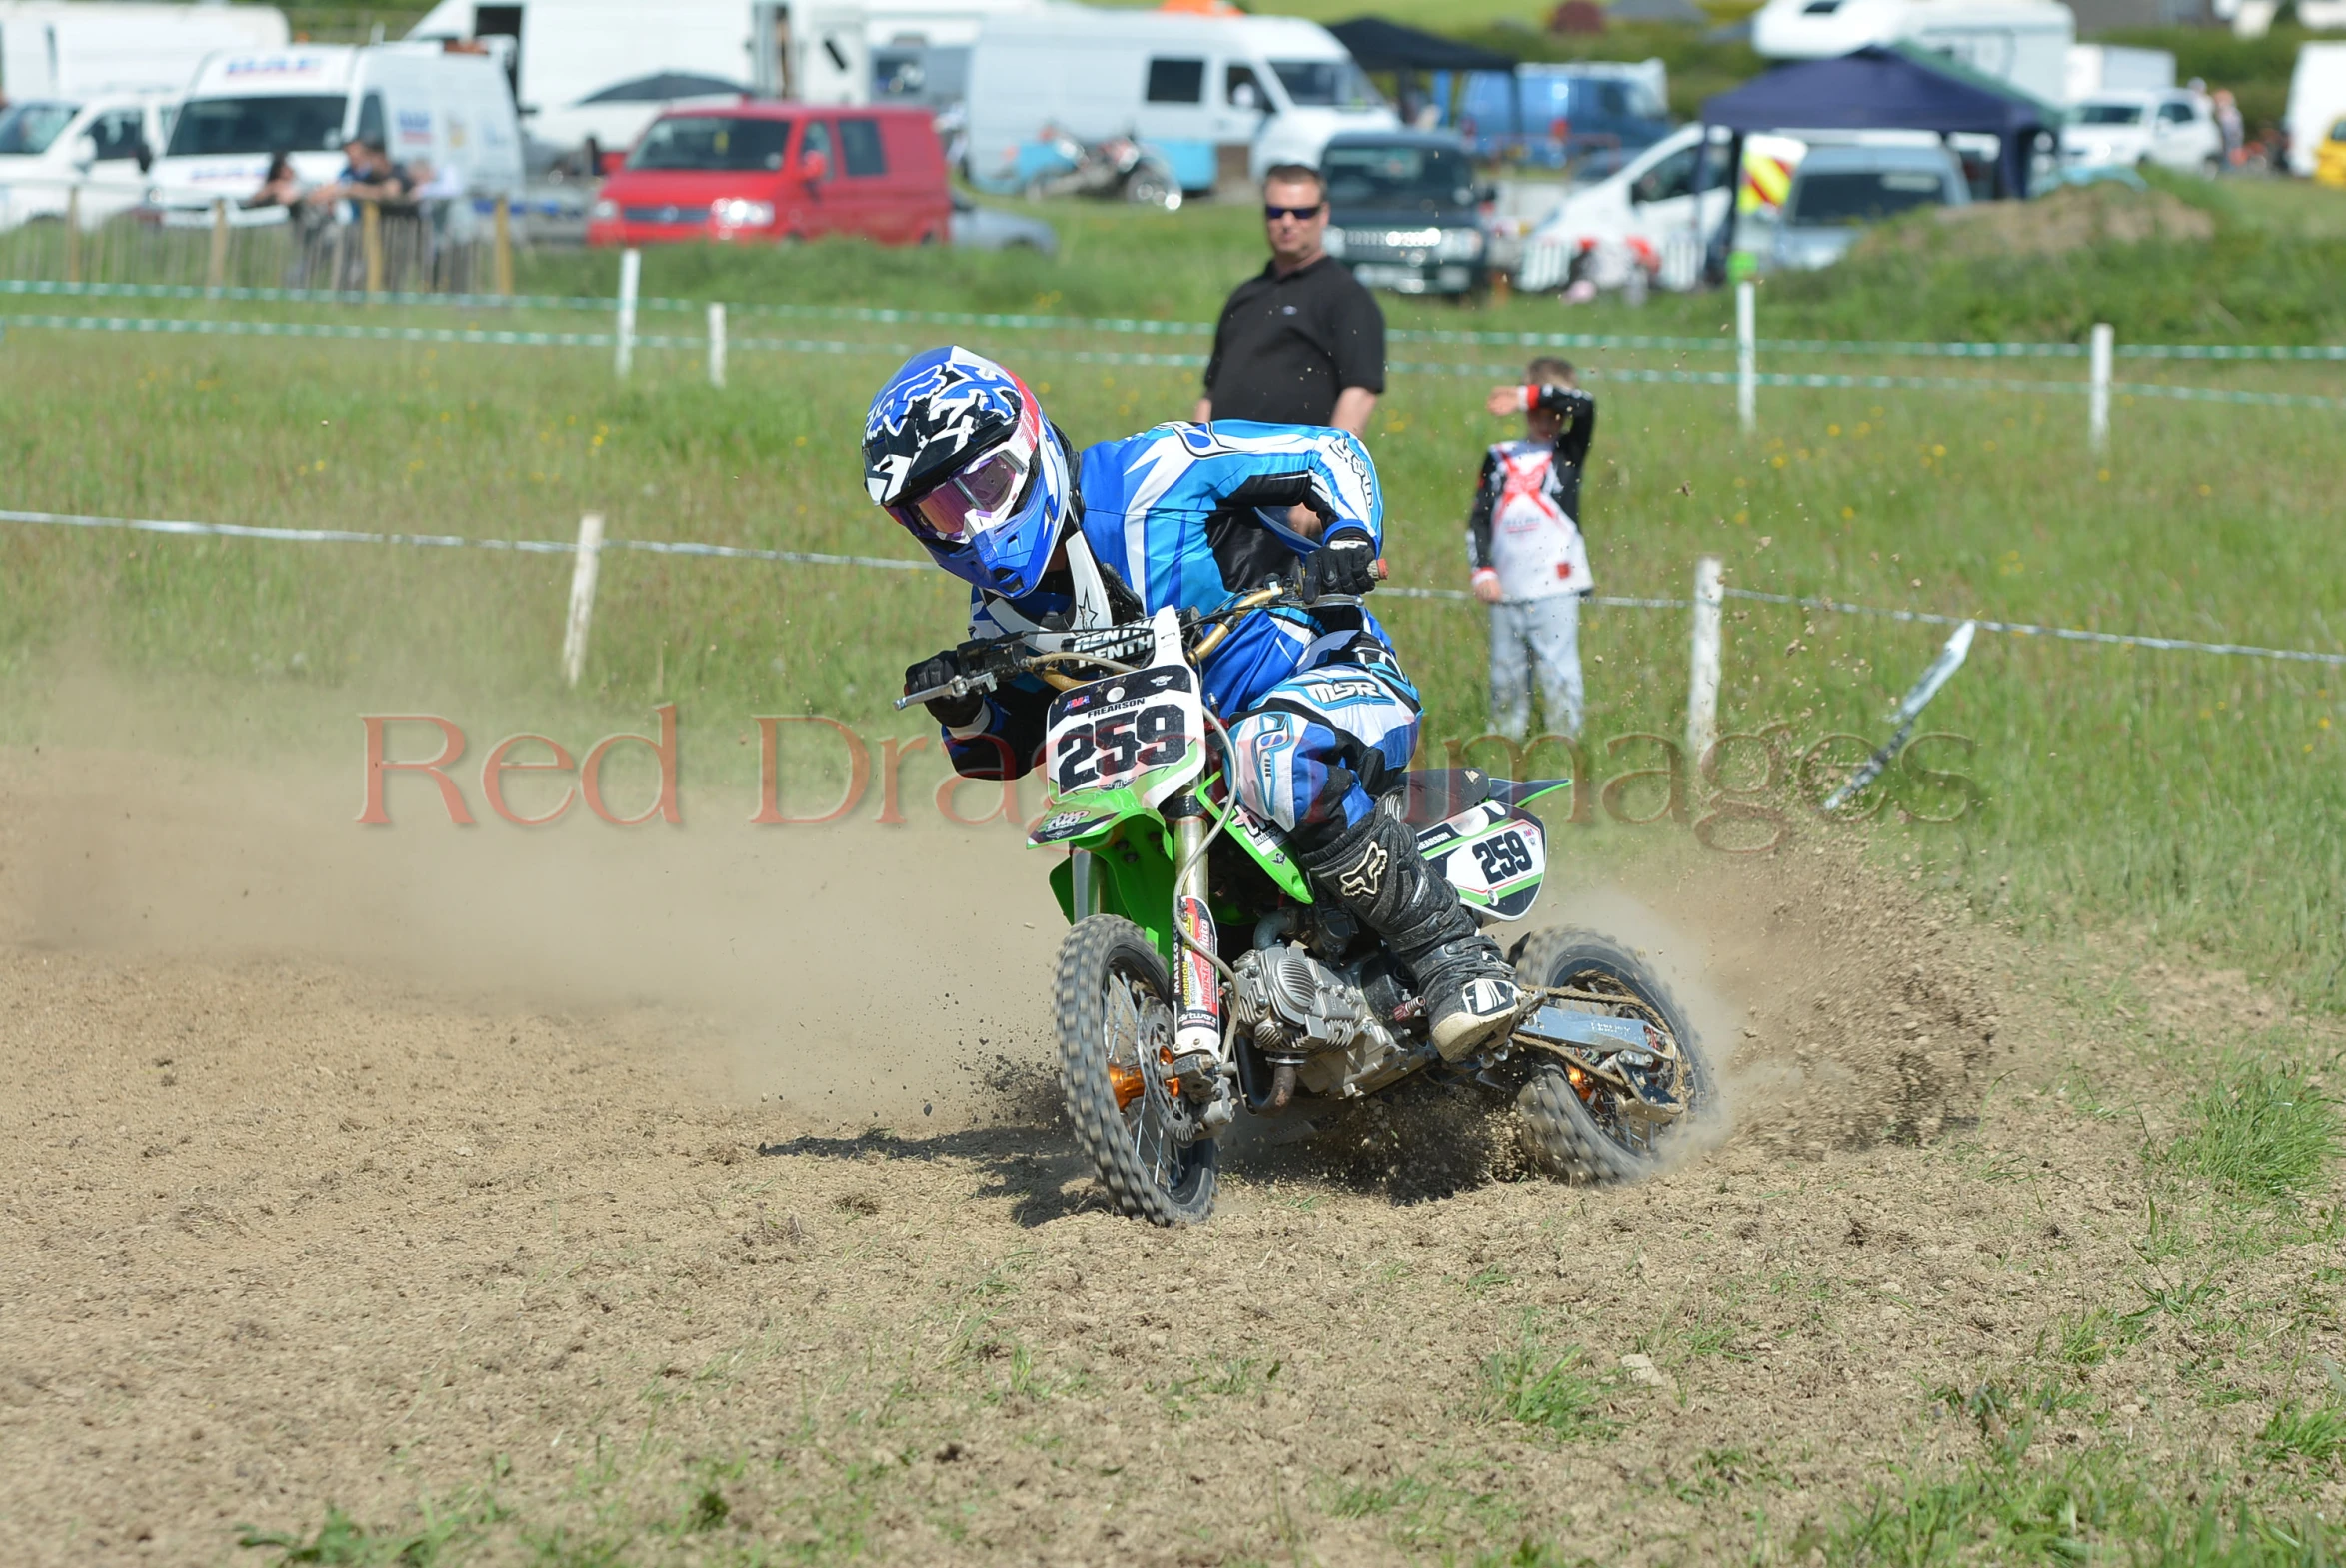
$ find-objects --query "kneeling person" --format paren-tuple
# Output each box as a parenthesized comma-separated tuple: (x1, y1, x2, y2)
(864, 346, 1522, 1059)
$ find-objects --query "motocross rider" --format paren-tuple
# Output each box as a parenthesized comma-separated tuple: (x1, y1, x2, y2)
(864, 346, 1525, 1062)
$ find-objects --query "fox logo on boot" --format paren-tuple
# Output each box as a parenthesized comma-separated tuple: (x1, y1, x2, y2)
(1338, 841, 1388, 899)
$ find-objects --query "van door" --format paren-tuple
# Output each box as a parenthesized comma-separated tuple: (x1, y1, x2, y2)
(833, 112, 895, 240)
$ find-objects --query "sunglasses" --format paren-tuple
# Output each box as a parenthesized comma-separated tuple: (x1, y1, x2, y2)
(1262, 202, 1324, 221)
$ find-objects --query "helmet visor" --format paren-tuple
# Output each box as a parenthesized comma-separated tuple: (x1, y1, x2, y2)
(893, 446, 1031, 543)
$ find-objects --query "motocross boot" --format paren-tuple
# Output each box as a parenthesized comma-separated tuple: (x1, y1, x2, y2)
(1291, 809, 1526, 1062)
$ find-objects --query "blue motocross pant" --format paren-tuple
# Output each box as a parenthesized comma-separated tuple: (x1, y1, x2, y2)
(1225, 659, 1422, 840)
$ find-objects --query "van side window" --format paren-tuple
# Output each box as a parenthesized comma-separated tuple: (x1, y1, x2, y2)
(1146, 58, 1205, 105)
(92, 109, 146, 160)
(1225, 64, 1264, 110)
(839, 117, 886, 176)
(801, 119, 834, 179)
(357, 91, 386, 148)
(2157, 100, 2193, 125)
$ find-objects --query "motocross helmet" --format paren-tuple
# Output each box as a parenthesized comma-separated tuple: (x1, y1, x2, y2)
(862, 346, 1073, 600)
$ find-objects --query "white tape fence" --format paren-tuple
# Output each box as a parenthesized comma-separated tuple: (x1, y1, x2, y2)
(5, 504, 2340, 682)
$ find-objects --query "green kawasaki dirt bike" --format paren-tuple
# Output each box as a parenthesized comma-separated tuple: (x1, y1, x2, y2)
(900, 582, 1714, 1225)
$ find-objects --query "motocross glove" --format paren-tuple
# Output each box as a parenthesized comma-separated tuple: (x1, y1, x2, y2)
(1304, 529, 1379, 601)
(904, 650, 986, 729)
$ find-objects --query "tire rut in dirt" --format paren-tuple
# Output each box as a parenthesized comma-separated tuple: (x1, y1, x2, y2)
(1511, 925, 1714, 1185)
(1053, 914, 1217, 1226)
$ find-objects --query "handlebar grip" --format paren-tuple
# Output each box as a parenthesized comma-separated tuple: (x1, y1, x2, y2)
(1372, 557, 1390, 581)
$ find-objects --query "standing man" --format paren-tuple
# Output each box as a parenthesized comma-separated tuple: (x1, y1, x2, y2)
(1195, 165, 1385, 437)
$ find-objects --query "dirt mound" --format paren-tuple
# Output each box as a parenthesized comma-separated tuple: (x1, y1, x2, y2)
(1854, 179, 2216, 264)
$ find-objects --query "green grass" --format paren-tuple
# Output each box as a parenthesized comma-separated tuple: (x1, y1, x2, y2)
(2164, 1063, 2343, 1205)
(1482, 1337, 1617, 1439)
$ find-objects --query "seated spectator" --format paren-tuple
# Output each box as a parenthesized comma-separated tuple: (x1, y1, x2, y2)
(243, 151, 303, 210)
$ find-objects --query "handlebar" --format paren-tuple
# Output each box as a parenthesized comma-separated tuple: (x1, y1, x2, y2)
(893, 557, 1389, 711)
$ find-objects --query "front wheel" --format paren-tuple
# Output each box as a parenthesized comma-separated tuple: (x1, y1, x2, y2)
(1055, 915, 1217, 1225)
(1510, 927, 1715, 1184)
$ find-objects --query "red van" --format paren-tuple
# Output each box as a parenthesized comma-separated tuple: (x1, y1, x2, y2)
(586, 103, 950, 247)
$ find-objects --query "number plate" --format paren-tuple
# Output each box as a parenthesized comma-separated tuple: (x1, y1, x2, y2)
(1043, 663, 1206, 811)
(1415, 804, 1548, 921)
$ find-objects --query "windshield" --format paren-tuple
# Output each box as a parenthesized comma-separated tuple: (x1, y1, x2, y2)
(0, 102, 82, 156)
(2074, 103, 2145, 126)
(166, 96, 348, 157)
(626, 116, 791, 172)
(1786, 169, 1949, 226)
(1323, 144, 1474, 210)
(1270, 59, 1382, 111)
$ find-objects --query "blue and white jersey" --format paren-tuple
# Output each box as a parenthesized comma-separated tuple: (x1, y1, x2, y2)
(943, 419, 1412, 777)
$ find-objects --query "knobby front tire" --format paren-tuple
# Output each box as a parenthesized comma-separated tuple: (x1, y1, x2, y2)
(1054, 914, 1218, 1226)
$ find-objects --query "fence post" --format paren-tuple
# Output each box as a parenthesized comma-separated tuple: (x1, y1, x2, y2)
(1687, 555, 1724, 772)
(361, 200, 383, 297)
(64, 186, 82, 284)
(615, 248, 641, 378)
(2088, 321, 2113, 458)
(493, 195, 514, 298)
(707, 301, 727, 389)
(207, 199, 230, 291)
(1735, 280, 1756, 435)
(561, 512, 606, 689)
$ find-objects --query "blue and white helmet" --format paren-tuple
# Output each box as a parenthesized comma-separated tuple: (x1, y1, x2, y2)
(863, 346, 1073, 600)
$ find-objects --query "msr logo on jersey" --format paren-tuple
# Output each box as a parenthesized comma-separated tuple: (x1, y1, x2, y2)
(1299, 678, 1385, 704)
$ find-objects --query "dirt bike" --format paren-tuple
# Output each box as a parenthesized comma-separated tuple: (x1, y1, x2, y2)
(899, 580, 1713, 1225)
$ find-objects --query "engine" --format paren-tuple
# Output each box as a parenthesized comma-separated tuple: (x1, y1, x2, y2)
(1227, 944, 1385, 1065)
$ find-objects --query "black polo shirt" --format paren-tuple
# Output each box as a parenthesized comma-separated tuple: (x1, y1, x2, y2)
(1201, 254, 1386, 427)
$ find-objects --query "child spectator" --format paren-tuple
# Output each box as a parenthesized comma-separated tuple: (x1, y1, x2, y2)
(1468, 357, 1597, 741)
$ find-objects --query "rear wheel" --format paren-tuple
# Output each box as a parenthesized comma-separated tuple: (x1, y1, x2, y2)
(1125, 165, 1179, 210)
(1510, 927, 1712, 1184)
(1055, 915, 1217, 1225)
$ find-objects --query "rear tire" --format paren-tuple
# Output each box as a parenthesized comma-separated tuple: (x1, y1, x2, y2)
(1510, 927, 1713, 1185)
(1055, 915, 1217, 1225)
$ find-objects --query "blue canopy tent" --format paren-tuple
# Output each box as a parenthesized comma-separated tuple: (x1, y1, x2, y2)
(1698, 44, 2058, 278)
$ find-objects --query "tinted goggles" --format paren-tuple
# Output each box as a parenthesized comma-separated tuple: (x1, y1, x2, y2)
(889, 446, 1031, 543)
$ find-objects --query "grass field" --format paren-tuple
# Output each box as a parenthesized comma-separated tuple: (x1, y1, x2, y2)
(2, 209, 2342, 1015)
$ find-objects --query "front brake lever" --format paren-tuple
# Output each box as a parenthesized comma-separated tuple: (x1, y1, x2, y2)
(893, 668, 1002, 712)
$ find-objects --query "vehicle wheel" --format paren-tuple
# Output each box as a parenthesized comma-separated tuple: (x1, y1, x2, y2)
(1055, 914, 1217, 1225)
(1509, 927, 1713, 1185)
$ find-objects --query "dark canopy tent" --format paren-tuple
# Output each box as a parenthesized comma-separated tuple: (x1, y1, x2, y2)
(1324, 17, 1516, 74)
(1327, 17, 1516, 137)
(1697, 44, 2057, 275)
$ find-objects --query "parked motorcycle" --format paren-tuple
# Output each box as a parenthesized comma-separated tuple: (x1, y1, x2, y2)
(900, 578, 1714, 1226)
(1022, 126, 1182, 211)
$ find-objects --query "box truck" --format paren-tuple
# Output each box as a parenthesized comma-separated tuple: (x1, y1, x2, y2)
(1750, 0, 2075, 106)
(0, 2, 286, 100)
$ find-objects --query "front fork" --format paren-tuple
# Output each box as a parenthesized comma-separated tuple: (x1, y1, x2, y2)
(1165, 796, 1234, 1129)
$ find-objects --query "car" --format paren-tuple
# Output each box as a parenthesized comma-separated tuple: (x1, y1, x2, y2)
(2063, 90, 2223, 175)
(587, 103, 950, 247)
(949, 189, 1057, 253)
(0, 94, 175, 232)
(1768, 142, 1968, 272)
(1317, 130, 1487, 297)
(2319, 117, 2346, 189)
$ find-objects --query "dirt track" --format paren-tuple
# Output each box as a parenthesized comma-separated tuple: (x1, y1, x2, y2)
(2, 747, 2338, 1564)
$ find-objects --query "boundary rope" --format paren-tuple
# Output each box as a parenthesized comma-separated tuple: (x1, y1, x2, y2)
(5, 504, 2338, 668)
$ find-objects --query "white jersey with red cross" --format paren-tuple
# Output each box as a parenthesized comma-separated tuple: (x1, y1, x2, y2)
(1483, 438, 1592, 602)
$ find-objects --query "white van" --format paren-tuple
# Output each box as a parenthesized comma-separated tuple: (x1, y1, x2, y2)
(0, 2, 286, 99)
(2286, 43, 2346, 179)
(0, 90, 174, 230)
(407, 0, 873, 164)
(1750, 0, 2074, 105)
(964, 3, 1395, 196)
(147, 44, 524, 210)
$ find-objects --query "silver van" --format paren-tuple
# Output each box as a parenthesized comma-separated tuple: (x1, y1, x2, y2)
(1769, 142, 1968, 272)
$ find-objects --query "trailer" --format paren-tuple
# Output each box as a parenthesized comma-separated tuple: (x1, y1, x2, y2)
(1750, 0, 2075, 106)
(0, 2, 287, 100)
